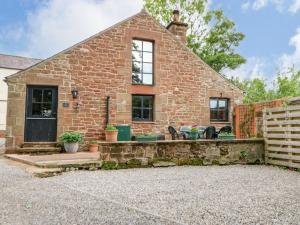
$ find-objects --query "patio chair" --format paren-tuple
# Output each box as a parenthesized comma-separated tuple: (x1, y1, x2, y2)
(217, 126, 232, 135)
(203, 126, 217, 139)
(168, 126, 180, 140)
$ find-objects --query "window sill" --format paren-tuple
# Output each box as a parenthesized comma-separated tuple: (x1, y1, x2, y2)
(132, 84, 154, 87)
(132, 121, 156, 124)
(210, 121, 231, 124)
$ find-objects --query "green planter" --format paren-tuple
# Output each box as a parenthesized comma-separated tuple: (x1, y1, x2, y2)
(189, 132, 198, 140)
(218, 135, 236, 140)
(116, 125, 131, 141)
(136, 135, 157, 142)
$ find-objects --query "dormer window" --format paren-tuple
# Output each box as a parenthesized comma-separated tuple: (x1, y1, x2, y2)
(132, 39, 153, 85)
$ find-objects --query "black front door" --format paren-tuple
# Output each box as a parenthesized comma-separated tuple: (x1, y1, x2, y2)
(25, 86, 58, 142)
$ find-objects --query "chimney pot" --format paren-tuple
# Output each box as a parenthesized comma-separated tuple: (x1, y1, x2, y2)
(166, 9, 188, 44)
(173, 10, 180, 22)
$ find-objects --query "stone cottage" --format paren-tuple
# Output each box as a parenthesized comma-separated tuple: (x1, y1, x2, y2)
(5, 9, 242, 152)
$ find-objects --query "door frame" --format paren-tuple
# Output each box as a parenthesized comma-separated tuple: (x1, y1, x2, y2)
(24, 85, 58, 142)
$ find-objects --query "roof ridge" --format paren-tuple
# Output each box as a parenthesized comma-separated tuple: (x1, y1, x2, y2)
(0, 53, 42, 61)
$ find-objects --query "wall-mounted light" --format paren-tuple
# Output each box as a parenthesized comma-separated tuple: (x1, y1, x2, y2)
(71, 88, 78, 99)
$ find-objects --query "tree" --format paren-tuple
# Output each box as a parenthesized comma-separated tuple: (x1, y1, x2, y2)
(228, 68, 300, 104)
(144, 0, 246, 72)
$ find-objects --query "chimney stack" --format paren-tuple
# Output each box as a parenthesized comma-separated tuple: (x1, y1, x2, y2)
(166, 10, 188, 44)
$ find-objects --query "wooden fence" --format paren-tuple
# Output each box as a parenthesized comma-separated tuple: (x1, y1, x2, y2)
(263, 105, 300, 168)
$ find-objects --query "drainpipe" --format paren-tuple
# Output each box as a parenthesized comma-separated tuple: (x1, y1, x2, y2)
(106, 96, 110, 126)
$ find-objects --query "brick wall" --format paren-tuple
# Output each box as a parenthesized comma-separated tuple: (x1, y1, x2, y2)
(99, 139, 265, 166)
(5, 10, 242, 150)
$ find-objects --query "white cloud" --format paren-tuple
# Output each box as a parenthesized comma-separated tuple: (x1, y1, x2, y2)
(289, 0, 300, 13)
(241, 1, 251, 10)
(252, 0, 269, 10)
(241, 0, 285, 12)
(17, 0, 143, 58)
(223, 57, 267, 80)
(279, 27, 300, 71)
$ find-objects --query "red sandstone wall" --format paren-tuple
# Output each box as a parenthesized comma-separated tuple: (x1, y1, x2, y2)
(5, 11, 242, 148)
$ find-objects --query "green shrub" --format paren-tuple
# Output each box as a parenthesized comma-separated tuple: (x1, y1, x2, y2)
(106, 125, 117, 131)
(59, 132, 83, 143)
(190, 128, 199, 133)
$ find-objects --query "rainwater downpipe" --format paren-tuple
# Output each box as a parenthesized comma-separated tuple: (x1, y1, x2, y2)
(106, 96, 110, 126)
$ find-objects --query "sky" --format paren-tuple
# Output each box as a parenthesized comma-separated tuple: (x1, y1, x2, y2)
(0, 0, 300, 82)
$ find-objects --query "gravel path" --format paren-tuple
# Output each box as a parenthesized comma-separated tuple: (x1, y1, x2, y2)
(0, 159, 299, 225)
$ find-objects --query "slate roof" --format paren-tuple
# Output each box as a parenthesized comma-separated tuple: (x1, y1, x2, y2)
(0, 53, 42, 70)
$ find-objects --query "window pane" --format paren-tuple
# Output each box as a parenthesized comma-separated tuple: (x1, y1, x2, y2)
(143, 63, 152, 73)
(143, 52, 153, 63)
(143, 41, 153, 52)
(132, 40, 142, 51)
(219, 100, 227, 108)
(132, 61, 141, 74)
(132, 73, 142, 84)
(43, 90, 52, 103)
(210, 99, 217, 109)
(218, 109, 226, 120)
(143, 96, 153, 108)
(132, 96, 142, 107)
(33, 89, 42, 103)
(32, 103, 42, 115)
(133, 108, 142, 120)
(210, 109, 218, 120)
(143, 109, 151, 120)
(42, 103, 52, 117)
(143, 73, 153, 85)
(132, 51, 142, 62)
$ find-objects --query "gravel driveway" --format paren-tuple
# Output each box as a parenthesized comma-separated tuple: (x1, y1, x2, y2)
(1, 159, 299, 225)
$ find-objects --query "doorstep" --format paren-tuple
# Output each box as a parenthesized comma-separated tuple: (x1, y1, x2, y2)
(5, 152, 100, 168)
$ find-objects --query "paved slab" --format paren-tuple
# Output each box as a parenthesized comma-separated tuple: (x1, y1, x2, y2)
(5, 152, 100, 168)
(0, 159, 299, 225)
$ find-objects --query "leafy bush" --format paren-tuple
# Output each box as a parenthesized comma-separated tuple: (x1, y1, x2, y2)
(191, 128, 199, 133)
(59, 132, 83, 143)
(105, 125, 117, 131)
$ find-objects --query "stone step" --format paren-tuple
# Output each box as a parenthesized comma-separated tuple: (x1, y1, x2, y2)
(15, 147, 62, 154)
(22, 142, 59, 148)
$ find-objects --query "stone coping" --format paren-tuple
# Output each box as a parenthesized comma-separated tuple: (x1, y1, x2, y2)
(98, 138, 264, 145)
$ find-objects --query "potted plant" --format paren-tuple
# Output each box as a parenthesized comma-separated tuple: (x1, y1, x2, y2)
(89, 141, 98, 152)
(136, 134, 158, 142)
(59, 131, 83, 153)
(218, 132, 236, 140)
(189, 128, 199, 140)
(105, 125, 118, 142)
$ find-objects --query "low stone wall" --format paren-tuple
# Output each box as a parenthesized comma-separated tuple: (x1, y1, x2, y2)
(99, 139, 264, 166)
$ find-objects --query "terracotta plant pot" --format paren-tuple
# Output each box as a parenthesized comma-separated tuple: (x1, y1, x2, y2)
(89, 144, 99, 152)
(105, 130, 118, 142)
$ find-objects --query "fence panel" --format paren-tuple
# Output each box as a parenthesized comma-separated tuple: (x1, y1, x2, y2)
(263, 105, 300, 169)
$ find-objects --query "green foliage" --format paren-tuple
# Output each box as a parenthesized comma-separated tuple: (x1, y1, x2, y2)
(190, 127, 199, 133)
(101, 161, 118, 170)
(59, 132, 83, 143)
(144, 0, 246, 72)
(240, 151, 249, 159)
(105, 125, 117, 131)
(228, 68, 300, 104)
